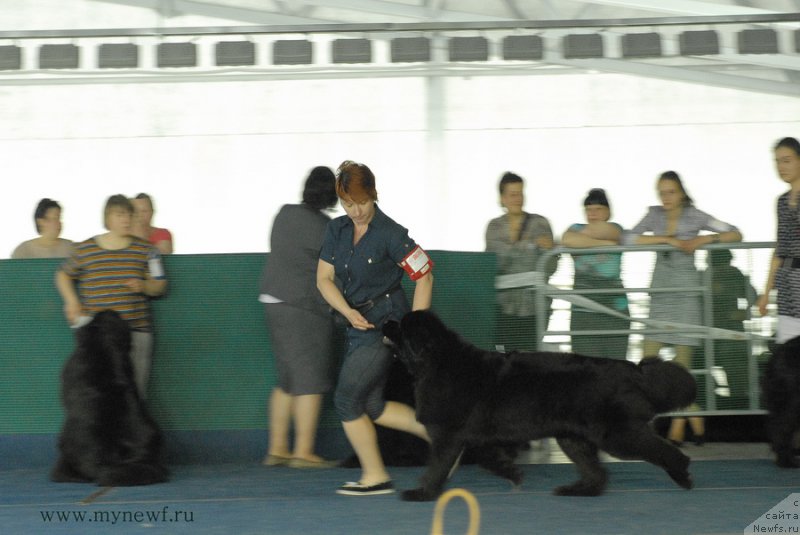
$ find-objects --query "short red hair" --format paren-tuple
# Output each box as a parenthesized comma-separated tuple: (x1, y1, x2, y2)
(335, 160, 378, 202)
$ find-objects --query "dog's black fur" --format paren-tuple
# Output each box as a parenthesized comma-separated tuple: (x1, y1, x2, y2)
(383, 310, 697, 501)
(762, 336, 800, 468)
(50, 310, 168, 486)
(339, 358, 527, 470)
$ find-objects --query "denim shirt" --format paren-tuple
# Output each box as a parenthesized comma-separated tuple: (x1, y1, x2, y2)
(319, 204, 417, 323)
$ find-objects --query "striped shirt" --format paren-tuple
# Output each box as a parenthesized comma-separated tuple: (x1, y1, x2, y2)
(60, 236, 166, 331)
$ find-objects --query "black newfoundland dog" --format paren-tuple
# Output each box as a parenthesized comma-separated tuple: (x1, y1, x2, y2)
(383, 310, 697, 501)
(762, 336, 800, 468)
(50, 310, 168, 486)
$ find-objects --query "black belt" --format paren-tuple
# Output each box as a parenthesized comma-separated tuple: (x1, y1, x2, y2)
(782, 257, 800, 269)
(350, 284, 402, 315)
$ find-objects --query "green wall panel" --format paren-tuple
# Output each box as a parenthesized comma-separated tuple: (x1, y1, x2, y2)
(0, 251, 496, 435)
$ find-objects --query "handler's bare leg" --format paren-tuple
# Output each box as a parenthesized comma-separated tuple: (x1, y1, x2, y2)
(343, 415, 391, 486)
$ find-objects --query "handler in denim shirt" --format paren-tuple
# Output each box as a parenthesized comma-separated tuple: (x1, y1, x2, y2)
(317, 160, 433, 496)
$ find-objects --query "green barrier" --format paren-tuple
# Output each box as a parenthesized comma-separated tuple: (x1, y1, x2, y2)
(0, 251, 496, 435)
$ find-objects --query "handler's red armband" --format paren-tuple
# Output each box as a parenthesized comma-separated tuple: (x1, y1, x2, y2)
(400, 246, 433, 281)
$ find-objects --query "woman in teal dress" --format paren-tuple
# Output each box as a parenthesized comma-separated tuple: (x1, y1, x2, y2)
(562, 189, 629, 359)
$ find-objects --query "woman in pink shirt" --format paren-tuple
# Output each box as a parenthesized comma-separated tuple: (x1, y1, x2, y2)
(132, 193, 173, 254)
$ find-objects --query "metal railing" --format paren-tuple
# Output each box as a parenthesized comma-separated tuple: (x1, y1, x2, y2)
(529, 241, 775, 416)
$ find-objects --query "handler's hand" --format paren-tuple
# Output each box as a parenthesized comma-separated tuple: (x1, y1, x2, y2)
(123, 278, 145, 293)
(346, 309, 375, 331)
(756, 294, 769, 317)
(64, 301, 83, 326)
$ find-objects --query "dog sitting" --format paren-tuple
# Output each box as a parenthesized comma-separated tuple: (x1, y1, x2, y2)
(383, 310, 697, 501)
(50, 310, 168, 486)
(762, 336, 800, 468)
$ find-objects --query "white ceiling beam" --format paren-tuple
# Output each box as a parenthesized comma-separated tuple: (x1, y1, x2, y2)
(91, 0, 333, 25)
(0, 61, 796, 97)
(550, 55, 800, 97)
(92, 0, 514, 24)
(579, 0, 784, 16)
(283, 0, 511, 22)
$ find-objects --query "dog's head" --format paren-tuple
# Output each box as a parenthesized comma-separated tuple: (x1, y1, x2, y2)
(382, 310, 451, 376)
(74, 310, 134, 385)
(78, 310, 131, 351)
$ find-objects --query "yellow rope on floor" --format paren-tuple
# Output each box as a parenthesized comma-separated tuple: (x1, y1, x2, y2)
(430, 488, 481, 535)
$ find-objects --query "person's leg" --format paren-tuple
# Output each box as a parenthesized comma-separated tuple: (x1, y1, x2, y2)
(342, 415, 391, 486)
(267, 387, 292, 459)
(374, 401, 430, 442)
(129, 331, 153, 399)
(642, 339, 664, 359)
(291, 393, 325, 461)
(663, 345, 703, 444)
(642, 340, 687, 443)
(672, 345, 704, 441)
(334, 336, 395, 485)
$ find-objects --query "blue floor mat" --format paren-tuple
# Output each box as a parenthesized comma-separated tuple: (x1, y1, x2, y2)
(1, 459, 797, 534)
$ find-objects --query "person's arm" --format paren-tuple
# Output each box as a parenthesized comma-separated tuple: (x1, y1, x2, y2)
(758, 251, 780, 316)
(122, 276, 167, 297)
(562, 222, 621, 248)
(55, 269, 82, 325)
(634, 234, 680, 247)
(123, 247, 168, 296)
(411, 271, 433, 311)
(620, 208, 658, 247)
(154, 229, 173, 254)
(144, 278, 168, 296)
(316, 259, 373, 330)
(675, 229, 743, 254)
(674, 210, 743, 254)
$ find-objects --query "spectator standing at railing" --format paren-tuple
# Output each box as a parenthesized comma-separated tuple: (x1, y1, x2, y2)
(624, 171, 742, 446)
(562, 188, 629, 359)
(703, 249, 756, 410)
(486, 172, 558, 352)
(11, 198, 74, 259)
(758, 137, 800, 344)
(131, 193, 173, 255)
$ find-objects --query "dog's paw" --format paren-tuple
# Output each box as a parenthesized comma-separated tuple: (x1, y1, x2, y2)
(401, 488, 439, 502)
(667, 470, 694, 490)
(667, 469, 693, 490)
(505, 469, 524, 488)
(553, 482, 604, 497)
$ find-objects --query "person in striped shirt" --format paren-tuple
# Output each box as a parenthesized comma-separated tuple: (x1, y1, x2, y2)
(55, 194, 168, 399)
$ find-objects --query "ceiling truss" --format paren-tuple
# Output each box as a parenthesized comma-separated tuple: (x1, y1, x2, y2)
(0, 0, 797, 97)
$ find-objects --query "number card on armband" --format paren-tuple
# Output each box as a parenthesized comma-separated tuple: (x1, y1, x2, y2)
(399, 246, 433, 281)
(148, 257, 165, 279)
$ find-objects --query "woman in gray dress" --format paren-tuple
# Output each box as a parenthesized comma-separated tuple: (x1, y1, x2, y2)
(625, 171, 742, 445)
(260, 167, 339, 468)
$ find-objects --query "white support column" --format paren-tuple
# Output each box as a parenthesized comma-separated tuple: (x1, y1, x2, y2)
(425, 35, 447, 247)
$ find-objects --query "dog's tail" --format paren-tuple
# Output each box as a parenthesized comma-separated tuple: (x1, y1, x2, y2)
(638, 358, 697, 413)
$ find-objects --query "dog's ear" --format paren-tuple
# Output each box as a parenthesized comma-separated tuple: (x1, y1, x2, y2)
(382, 320, 402, 345)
